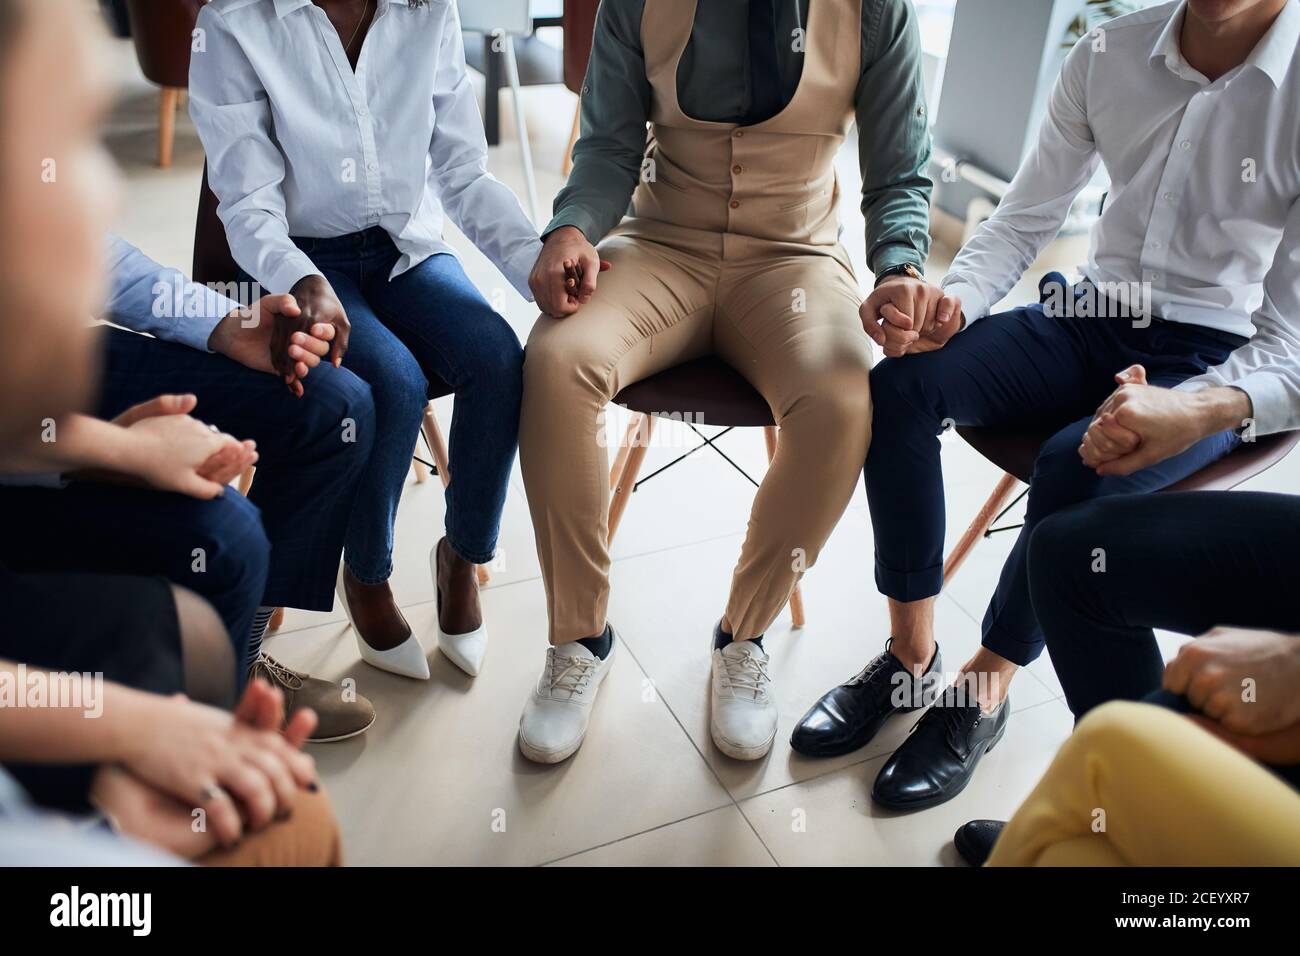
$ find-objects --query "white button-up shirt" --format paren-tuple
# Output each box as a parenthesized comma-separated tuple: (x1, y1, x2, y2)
(189, 0, 542, 301)
(943, 0, 1300, 435)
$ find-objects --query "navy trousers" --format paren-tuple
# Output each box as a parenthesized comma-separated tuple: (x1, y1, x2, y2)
(864, 275, 1247, 665)
(0, 327, 375, 666)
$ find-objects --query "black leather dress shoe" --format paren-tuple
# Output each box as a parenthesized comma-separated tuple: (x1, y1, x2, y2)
(954, 819, 1006, 866)
(790, 640, 942, 758)
(871, 689, 1009, 811)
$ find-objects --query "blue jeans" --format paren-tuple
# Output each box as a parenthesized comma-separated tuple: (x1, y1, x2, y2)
(864, 274, 1248, 666)
(0, 326, 376, 674)
(291, 228, 524, 578)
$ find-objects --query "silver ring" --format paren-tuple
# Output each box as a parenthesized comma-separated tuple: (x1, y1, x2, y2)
(208, 424, 220, 434)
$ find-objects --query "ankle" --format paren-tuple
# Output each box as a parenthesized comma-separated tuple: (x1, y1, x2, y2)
(889, 636, 936, 673)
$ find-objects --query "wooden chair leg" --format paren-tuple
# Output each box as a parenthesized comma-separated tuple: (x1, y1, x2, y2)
(942, 472, 1021, 584)
(562, 98, 581, 176)
(268, 607, 286, 632)
(421, 403, 490, 585)
(158, 87, 180, 168)
(608, 415, 641, 489)
(607, 414, 652, 544)
(764, 426, 806, 628)
(412, 446, 429, 483)
(237, 465, 255, 496)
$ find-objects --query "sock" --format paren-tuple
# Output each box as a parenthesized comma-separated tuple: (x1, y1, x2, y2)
(714, 623, 763, 651)
(576, 623, 613, 660)
(246, 606, 275, 671)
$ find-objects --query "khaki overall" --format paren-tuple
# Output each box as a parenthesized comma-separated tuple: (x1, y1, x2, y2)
(521, 0, 873, 643)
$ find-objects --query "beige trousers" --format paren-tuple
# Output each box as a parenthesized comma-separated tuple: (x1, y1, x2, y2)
(520, 219, 873, 644)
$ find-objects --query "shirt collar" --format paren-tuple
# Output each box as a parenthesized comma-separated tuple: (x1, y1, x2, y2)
(1151, 0, 1300, 88)
(272, 0, 399, 18)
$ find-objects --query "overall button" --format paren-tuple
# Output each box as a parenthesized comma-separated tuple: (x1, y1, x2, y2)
(732, 164, 743, 175)
(733, 129, 744, 138)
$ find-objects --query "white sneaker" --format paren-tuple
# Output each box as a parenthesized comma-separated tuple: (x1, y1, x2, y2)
(518, 635, 616, 764)
(710, 637, 777, 760)
(336, 566, 430, 680)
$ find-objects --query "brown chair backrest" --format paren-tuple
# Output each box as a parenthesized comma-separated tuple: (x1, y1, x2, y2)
(192, 164, 242, 289)
(125, 0, 207, 89)
(562, 0, 601, 95)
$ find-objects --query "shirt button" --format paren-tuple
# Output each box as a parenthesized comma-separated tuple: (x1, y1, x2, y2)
(357, 106, 369, 117)
(730, 200, 741, 209)
(1163, 192, 1176, 202)
(732, 164, 743, 175)
(367, 162, 378, 172)
(1151, 241, 1162, 249)
(1180, 140, 1192, 150)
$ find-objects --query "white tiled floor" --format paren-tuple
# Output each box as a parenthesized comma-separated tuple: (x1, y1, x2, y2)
(106, 35, 1299, 866)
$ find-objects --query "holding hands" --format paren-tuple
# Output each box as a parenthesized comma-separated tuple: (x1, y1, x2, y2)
(209, 291, 340, 397)
(1079, 365, 1252, 476)
(529, 226, 611, 318)
(860, 274, 962, 357)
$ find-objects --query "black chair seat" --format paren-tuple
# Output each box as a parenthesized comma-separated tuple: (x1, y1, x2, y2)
(957, 425, 1299, 492)
(612, 357, 773, 427)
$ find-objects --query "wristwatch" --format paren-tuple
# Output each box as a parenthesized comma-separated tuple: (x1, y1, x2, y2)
(875, 263, 924, 287)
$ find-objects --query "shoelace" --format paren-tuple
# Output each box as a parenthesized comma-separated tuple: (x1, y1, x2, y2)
(546, 651, 598, 699)
(849, 654, 891, 687)
(251, 653, 305, 691)
(720, 648, 771, 700)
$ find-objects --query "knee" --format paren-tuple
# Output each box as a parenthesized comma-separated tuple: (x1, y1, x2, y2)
(1027, 434, 1100, 512)
(790, 363, 872, 439)
(1070, 701, 1159, 756)
(171, 584, 236, 709)
(298, 366, 376, 454)
(1028, 505, 1100, 635)
(192, 493, 271, 594)
(523, 321, 614, 402)
(466, 315, 525, 395)
(868, 356, 929, 422)
(371, 350, 429, 424)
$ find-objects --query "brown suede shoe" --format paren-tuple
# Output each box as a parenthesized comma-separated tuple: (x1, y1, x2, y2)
(249, 654, 376, 743)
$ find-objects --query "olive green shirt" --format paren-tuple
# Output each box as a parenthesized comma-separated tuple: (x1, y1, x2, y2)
(546, 0, 934, 275)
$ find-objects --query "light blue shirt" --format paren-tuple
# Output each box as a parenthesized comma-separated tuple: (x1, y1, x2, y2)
(105, 235, 241, 353)
(189, 0, 542, 299)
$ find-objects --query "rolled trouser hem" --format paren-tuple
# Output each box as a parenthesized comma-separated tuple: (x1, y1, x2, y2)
(874, 560, 943, 603)
(445, 530, 497, 566)
(981, 619, 1045, 667)
(341, 557, 392, 586)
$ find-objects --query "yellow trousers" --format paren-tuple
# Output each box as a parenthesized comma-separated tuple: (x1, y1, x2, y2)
(988, 701, 1300, 866)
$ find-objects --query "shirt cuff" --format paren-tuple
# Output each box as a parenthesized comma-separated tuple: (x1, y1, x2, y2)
(502, 236, 545, 301)
(870, 242, 925, 278)
(181, 283, 242, 353)
(265, 251, 322, 298)
(1176, 372, 1289, 437)
(542, 208, 602, 245)
(938, 279, 991, 327)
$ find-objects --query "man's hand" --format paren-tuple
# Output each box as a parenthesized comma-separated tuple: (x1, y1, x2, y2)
(288, 275, 350, 369)
(1164, 628, 1300, 736)
(208, 295, 335, 397)
(860, 275, 961, 358)
(1079, 365, 1251, 476)
(529, 226, 610, 318)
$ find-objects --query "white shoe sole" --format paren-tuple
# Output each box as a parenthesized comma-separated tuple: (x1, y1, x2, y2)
(710, 721, 777, 761)
(336, 566, 430, 680)
(304, 710, 377, 744)
(517, 641, 615, 764)
(429, 546, 487, 677)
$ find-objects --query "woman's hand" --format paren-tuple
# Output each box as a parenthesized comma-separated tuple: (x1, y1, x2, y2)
(289, 275, 350, 367)
(116, 682, 318, 848)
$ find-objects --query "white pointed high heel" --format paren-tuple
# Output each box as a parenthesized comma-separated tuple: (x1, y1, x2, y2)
(335, 565, 430, 680)
(431, 544, 488, 677)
